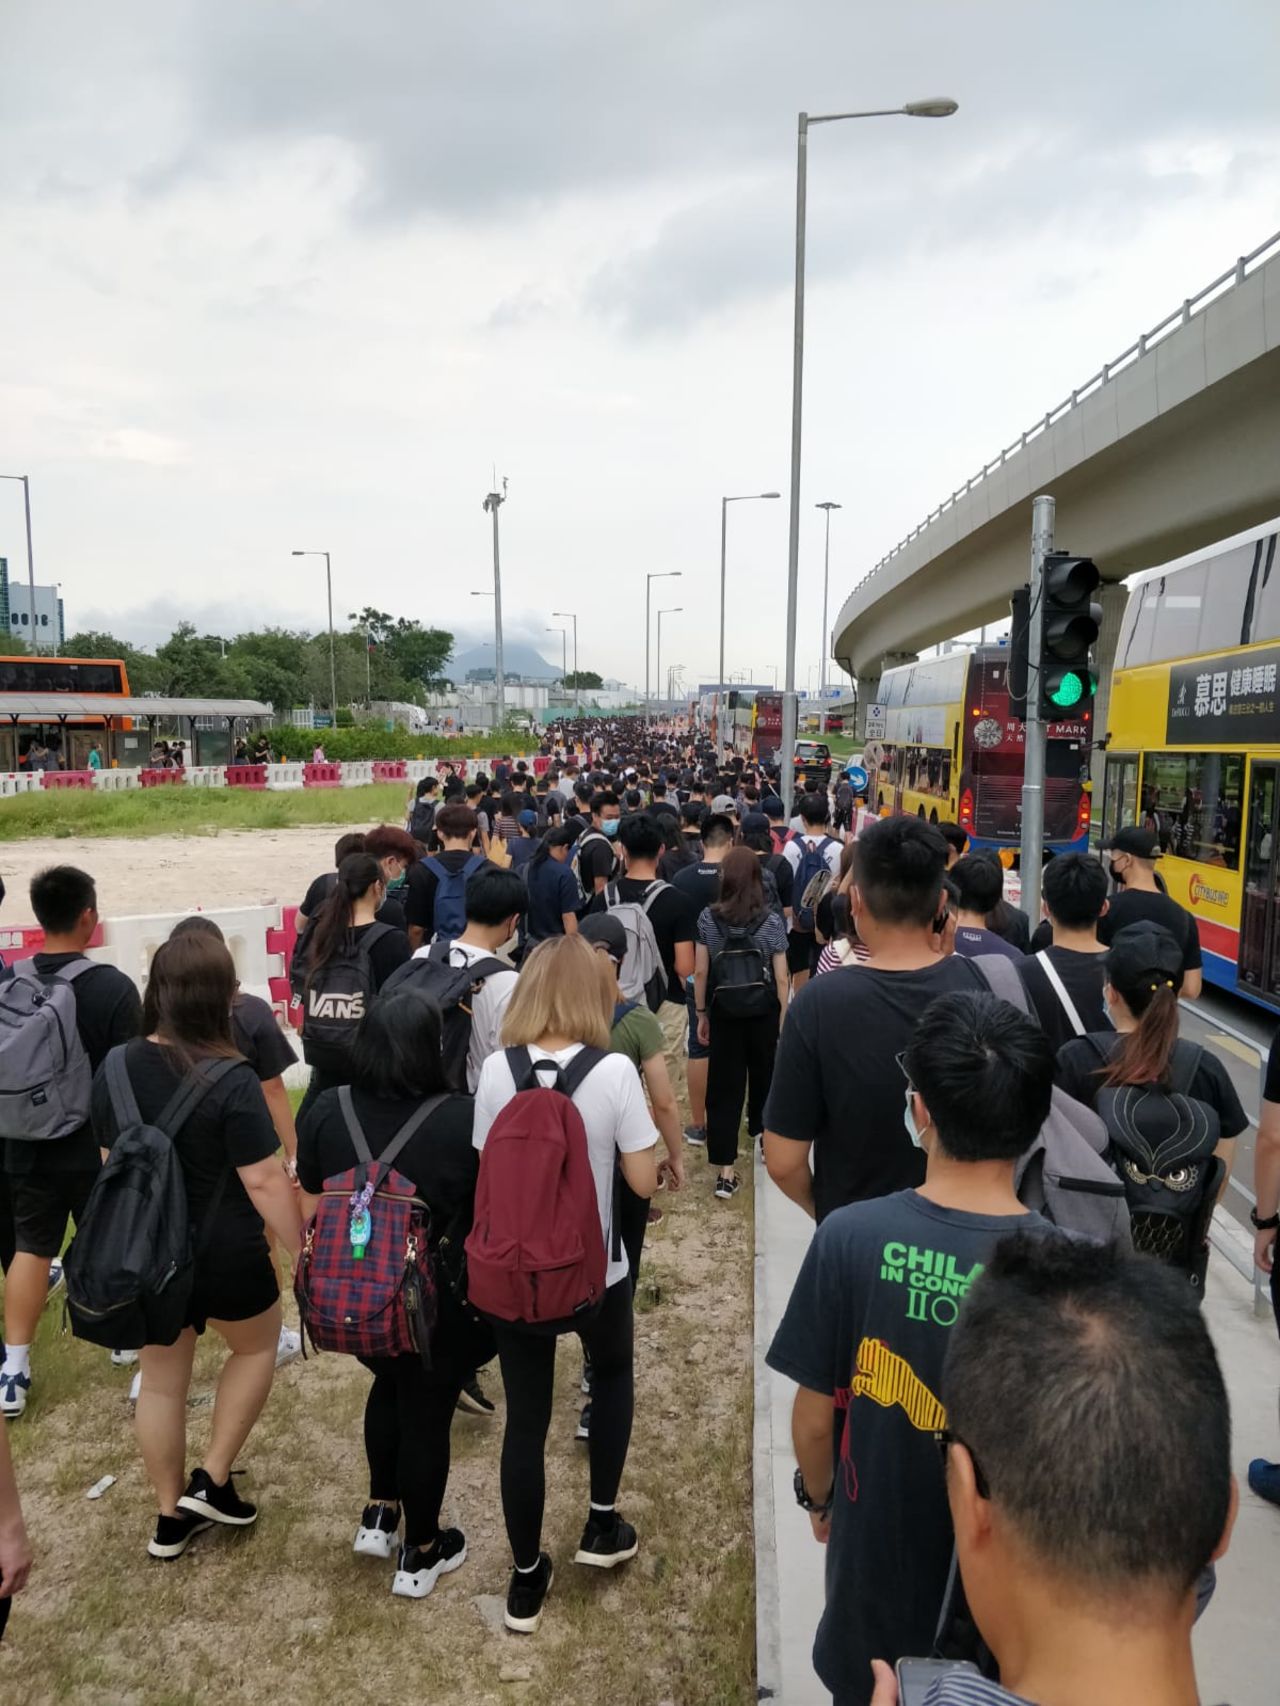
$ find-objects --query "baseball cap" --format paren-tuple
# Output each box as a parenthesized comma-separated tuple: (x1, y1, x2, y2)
(517, 809, 538, 828)
(712, 794, 738, 815)
(762, 795, 785, 818)
(740, 810, 770, 837)
(1100, 825, 1161, 859)
(1104, 922, 1184, 991)
(578, 913, 628, 964)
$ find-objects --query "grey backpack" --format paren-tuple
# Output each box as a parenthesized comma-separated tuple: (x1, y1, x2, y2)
(0, 958, 95, 1140)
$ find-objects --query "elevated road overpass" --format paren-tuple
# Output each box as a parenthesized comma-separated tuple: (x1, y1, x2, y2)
(832, 232, 1280, 723)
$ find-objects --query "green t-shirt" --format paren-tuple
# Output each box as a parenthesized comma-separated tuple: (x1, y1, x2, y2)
(609, 1002, 663, 1071)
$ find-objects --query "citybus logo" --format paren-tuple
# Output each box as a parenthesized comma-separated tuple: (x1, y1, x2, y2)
(1188, 874, 1229, 909)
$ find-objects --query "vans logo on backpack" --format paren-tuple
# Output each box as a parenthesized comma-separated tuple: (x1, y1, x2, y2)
(308, 989, 366, 1022)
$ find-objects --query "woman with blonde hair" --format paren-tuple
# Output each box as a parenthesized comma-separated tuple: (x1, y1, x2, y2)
(472, 934, 658, 1635)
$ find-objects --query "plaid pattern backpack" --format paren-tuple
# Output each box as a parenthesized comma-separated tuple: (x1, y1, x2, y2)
(294, 1087, 447, 1364)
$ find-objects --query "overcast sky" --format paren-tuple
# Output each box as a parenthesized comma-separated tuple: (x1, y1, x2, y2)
(2, 1, 1277, 694)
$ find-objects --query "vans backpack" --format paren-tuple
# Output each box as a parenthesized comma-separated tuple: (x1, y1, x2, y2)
(0, 958, 96, 1141)
(64, 1050, 239, 1349)
(299, 923, 394, 1074)
(792, 836, 836, 932)
(603, 880, 669, 1011)
(707, 922, 776, 1020)
(424, 852, 486, 942)
(379, 944, 509, 1090)
(465, 1047, 609, 1330)
(294, 1086, 445, 1364)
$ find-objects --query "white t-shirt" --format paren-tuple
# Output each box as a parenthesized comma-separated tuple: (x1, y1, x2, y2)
(412, 938, 518, 1094)
(472, 1043, 657, 1290)
(782, 832, 843, 881)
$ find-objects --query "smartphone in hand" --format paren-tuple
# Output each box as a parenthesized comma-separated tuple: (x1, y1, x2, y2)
(895, 1656, 981, 1706)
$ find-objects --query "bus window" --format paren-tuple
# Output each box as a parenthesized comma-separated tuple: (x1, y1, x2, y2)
(1149, 567, 1206, 660)
(1139, 751, 1244, 869)
(1240, 762, 1280, 997)
(1103, 756, 1138, 844)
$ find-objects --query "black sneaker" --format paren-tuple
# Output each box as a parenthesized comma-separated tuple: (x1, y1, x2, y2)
(714, 1172, 741, 1200)
(148, 1509, 214, 1560)
(573, 1510, 639, 1569)
(354, 1501, 401, 1559)
(392, 1528, 467, 1599)
(176, 1467, 258, 1527)
(575, 1400, 592, 1442)
(505, 1552, 554, 1633)
(456, 1376, 496, 1417)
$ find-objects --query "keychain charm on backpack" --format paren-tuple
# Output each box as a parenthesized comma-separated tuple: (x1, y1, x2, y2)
(349, 1181, 374, 1260)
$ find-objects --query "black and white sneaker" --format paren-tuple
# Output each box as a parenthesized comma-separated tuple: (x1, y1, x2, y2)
(148, 1509, 214, 1560)
(574, 1400, 592, 1442)
(392, 1528, 467, 1599)
(714, 1173, 741, 1200)
(176, 1467, 258, 1527)
(456, 1377, 496, 1417)
(683, 1125, 707, 1147)
(505, 1553, 554, 1633)
(353, 1501, 400, 1559)
(573, 1511, 639, 1569)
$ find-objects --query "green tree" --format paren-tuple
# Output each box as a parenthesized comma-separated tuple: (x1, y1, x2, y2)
(562, 670, 603, 690)
(152, 623, 250, 697)
(227, 628, 311, 709)
(63, 629, 161, 694)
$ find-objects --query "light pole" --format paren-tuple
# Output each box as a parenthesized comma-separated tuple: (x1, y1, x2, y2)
(292, 549, 337, 721)
(718, 492, 779, 747)
(815, 501, 842, 715)
(780, 97, 958, 813)
(0, 474, 38, 653)
(656, 608, 681, 720)
(553, 611, 579, 716)
(482, 484, 507, 728)
(644, 571, 681, 726)
(546, 626, 568, 699)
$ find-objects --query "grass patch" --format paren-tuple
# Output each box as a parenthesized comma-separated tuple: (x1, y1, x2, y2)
(0, 783, 414, 842)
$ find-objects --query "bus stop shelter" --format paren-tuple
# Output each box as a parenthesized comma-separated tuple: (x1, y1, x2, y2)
(0, 694, 274, 770)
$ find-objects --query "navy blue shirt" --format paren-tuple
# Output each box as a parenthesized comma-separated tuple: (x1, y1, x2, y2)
(525, 856, 582, 942)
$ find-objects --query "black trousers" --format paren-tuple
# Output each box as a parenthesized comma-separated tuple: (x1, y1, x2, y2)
(357, 1354, 462, 1547)
(494, 1279, 635, 1568)
(706, 1006, 780, 1167)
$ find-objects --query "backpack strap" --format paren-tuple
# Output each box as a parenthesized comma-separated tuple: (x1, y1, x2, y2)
(104, 1044, 143, 1132)
(1168, 1042, 1204, 1097)
(338, 1084, 374, 1166)
(968, 953, 1031, 1016)
(604, 881, 621, 908)
(154, 1057, 243, 1140)
(1034, 951, 1087, 1038)
(338, 1085, 452, 1176)
(639, 880, 669, 915)
(560, 1045, 608, 1100)
(353, 922, 396, 964)
(13, 954, 94, 986)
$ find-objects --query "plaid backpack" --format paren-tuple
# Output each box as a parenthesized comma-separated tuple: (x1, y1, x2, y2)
(294, 1087, 447, 1365)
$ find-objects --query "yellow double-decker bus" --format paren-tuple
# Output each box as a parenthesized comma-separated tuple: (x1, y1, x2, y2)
(1104, 519, 1280, 1007)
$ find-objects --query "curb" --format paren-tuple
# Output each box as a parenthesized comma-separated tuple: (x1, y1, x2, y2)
(753, 1158, 782, 1703)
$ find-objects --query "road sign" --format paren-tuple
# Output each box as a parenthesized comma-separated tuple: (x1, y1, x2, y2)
(313, 713, 334, 729)
(865, 702, 885, 733)
(844, 764, 869, 793)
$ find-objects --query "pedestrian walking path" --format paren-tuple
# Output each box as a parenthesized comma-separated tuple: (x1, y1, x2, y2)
(754, 1161, 1280, 1706)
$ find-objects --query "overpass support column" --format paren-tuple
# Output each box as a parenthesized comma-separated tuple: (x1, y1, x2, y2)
(855, 652, 916, 738)
(1090, 582, 1128, 797)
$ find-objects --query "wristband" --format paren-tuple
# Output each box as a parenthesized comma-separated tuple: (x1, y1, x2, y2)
(1250, 1207, 1280, 1231)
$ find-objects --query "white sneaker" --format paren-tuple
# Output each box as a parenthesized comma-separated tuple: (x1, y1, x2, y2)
(128, 1371, 141, 1407)
(0, 1370, 30, 1419)
(392, 1530, 467, 1598)
(46, 1258, 65, 1301)
(354, 1502, 400, 1559)
(110, 1348, 139, 1368)
(275, 1326, 302, 1368)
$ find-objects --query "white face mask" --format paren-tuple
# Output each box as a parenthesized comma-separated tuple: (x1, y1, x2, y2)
(903, 1089, 926, 1150)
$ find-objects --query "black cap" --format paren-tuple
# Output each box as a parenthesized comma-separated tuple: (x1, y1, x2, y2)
(1101, 825, 1161, 859)
(740, 810, 770, 837)
(578, 913, 628, 964)
(1104, 922, 1183, 992)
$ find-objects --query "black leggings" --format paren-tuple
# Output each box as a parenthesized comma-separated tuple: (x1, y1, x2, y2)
(357, 1354, 463, 1546)
(494, 1279, 635, 1568)
(706, 1006, 780, 1167)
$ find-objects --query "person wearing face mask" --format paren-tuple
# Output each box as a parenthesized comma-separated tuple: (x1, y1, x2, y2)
(767, 991, 1056, 1706)
(1097, 826, 1202, 1000)
(575, 792, 623, 897)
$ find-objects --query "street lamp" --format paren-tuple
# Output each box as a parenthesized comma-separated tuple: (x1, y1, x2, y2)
(553, 611, 579, 716)
(645, 571, 681, 726)
(0, 475, 37, 654)
(718, 492, 779, 749)
(815, 499, 842, 731)
(292, 549, 337, 721)
(780, 97, 958, 813)
(482, 484, 507, 729)
(546, 626, 568, 698)
(656, 608, 681, 720)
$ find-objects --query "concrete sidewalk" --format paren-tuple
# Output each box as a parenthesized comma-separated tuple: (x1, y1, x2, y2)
(754, 1168, 1280, 1706)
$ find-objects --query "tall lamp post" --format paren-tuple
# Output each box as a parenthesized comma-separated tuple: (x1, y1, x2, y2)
(0, 474, 38, 653)
(815, 499, 842, 733)
(482, 484, 507, 728)
(780, 97, 958, 814)
(645, 571, 680, 726)
(718, 492, 779, 749)
(546, 626, 568, 701)
(656, 607, 681, 722)
(292, 549, 337, 721)
(553, 611, 579, 716)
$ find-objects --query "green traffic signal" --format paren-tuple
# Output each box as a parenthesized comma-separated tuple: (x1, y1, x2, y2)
(1044, 667, 1098, 711)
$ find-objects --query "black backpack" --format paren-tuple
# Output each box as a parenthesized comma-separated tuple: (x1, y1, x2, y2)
(706, 920, 776, 1019)
(300, 923, 395, 1073)
(378, 944, 510, 1090)
(64, 1050, 239, 1349)
(410, 796, 437, 844)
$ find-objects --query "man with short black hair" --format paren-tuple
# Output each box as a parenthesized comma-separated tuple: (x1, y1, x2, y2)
(951, 854, 1022, 963)
(576, 791, 623, 896)
(1016, 852, 1111, 1052)
(906, 1233, 1236, 1706)
(936, 821, 968, 869)
(402, 804, 488, 950)
(0, 868, 143, 1419)
(768, 991, 1055, 1705)
(782, 793, 843, 991)
(1099, 824, 1202, 998)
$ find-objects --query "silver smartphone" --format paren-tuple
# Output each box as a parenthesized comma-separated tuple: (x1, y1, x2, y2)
(895, 1656, 981, 1706)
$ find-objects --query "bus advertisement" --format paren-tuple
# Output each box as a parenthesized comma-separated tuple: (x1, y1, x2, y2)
(752, 692, 782, 761)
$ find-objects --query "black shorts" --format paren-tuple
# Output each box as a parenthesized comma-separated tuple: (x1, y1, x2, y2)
(8, 1168, 97, 1260)
(787, 931, 818, 975)
(187, 1237, 279, 1334)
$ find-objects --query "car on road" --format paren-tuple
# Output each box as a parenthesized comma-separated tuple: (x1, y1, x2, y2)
(793, 740, 833, 791)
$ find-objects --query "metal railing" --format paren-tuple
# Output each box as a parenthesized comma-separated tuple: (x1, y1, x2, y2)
(848, 230, 1280, 601)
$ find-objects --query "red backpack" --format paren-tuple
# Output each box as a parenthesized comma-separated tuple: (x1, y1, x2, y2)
(466, 1047, 608, 1330)
(294, 1088, 446, 1364)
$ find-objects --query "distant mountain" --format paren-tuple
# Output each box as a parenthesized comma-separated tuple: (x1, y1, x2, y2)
(447, 639, 561, 682)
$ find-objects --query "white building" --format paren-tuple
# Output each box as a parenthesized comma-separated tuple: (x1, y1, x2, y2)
(0, 561, 64, 651)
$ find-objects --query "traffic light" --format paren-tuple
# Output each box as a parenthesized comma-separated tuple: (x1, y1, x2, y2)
(1007, 585, 1030, 720)
(1038, 551, 1101, 720)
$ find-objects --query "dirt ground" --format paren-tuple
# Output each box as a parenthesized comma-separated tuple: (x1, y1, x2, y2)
(0, 828, 348, 921)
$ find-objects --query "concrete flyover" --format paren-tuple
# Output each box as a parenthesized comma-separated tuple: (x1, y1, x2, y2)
(832, 232, 1280, 701)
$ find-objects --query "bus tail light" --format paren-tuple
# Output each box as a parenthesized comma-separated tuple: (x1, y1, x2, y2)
(959, 789, 974, 831)
(1076, 792, 1092, 838)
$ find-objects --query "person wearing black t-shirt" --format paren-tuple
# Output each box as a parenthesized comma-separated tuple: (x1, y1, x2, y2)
(1016, 853, 1111, 1053)
(92, 931, 302, 1561)
(403, 805, 491, 951)
(297, 989, 491, 1599)
(672, 813, 735, 1145)
(0, 867, 143, 1422)
(297, 830, 411, 936)
(1098, 825, 1202, 999)
(576, 792, 622, 897)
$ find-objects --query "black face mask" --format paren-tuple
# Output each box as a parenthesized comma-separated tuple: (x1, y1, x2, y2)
(1109, 860, 1125, 884)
